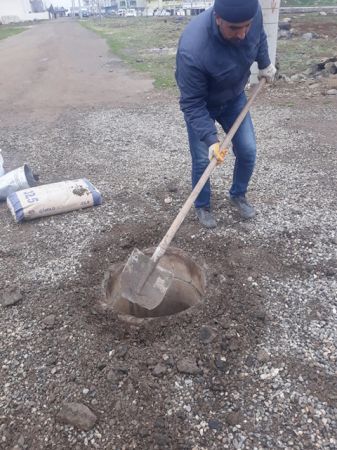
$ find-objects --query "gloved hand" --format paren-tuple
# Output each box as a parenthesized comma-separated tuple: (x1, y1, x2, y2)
(258, 63, 277, 83)
(208, 142, 228, 165)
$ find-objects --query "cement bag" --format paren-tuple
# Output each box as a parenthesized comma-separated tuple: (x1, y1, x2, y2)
(0, 164, 38, 201)
(7, 178, 102, 223)
(0, 150, 4, 177)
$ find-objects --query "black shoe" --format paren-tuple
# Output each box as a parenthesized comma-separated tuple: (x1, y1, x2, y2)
(229, 196, 256, 219)
(196, 207, 217, 229)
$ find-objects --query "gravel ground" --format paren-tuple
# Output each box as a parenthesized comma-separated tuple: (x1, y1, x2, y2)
(0, 83, 337, 450)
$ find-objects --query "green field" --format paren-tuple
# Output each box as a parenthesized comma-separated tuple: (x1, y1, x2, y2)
(0, 26, 27, 41)
(82, 17, 188, 89)
(83, 13, 337, 89)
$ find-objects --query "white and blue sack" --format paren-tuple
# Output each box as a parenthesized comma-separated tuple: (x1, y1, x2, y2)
(7, 178, 102, 223)
(0, 150, 5, 177)
(0, 164, 38, 201)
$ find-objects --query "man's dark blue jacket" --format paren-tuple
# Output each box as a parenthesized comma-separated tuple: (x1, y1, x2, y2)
(175, 6, 270, 147)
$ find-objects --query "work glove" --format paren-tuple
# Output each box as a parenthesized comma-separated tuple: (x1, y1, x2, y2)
(258, 63, 277, 83)
(208, 142, 228, 165)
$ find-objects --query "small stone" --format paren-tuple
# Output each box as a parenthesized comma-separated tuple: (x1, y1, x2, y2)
(225, 411, 241, 426)
(42, 314, 56, 329)
(154, 417, 166, 429)
(57, 402, 97, 431)
(214, 354, 227, 372)
(257, 349, 270, 363)
(229, 339, 240, 352)
(279, 21, 291, 31)
(208, 419, 223, 431)
(325, 268, 336, 277)
(290, 74, 301, 82)
(278, 29, 292, 39)
(255, 310, 267, 321)
(97, 362, 107, 371)
(325, 62, 337, 74)
(116, 344, 128, 358)
(152, 363, 167, 377)
(245, 355, 255, 367)
(164, 197, 172, 204)
(177, 358, 202, 375)
(326, 89, 337, 95)
(155, 434, 170, 447)
(139, 428, 150, 438)
(49, 393, 57, 403)
(302, 33, 314, 41)
(0, 288, 22, 306)
(260, 368, 280, 380)
(199, 326, 217, 344)
(167, 183, 178, 193)
(106, 366, 128, 383)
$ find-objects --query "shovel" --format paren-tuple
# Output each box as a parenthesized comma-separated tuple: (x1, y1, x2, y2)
(120, 78, 266, 310)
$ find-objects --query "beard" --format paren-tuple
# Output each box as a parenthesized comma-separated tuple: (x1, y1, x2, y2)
(228, 37, 246, 47)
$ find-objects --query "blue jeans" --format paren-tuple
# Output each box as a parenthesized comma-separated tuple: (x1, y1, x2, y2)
(186, 91, 256, 209)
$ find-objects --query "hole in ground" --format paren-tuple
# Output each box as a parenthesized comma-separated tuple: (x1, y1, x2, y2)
(102, 247, 206, 320)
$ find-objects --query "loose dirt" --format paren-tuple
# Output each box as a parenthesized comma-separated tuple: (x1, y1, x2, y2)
(0, 17, 336, 450)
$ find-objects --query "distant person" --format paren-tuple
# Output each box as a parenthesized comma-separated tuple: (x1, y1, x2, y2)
(176, 0, 276, 228)
(48, 4, 56, 19)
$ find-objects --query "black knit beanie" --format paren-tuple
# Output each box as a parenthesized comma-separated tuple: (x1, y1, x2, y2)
(214, 0, 259, 23)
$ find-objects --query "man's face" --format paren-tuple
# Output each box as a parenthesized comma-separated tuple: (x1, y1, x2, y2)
(215, 15, 252, 44)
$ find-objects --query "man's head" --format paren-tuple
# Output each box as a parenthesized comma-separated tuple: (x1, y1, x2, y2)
(214, 0, 258, 43)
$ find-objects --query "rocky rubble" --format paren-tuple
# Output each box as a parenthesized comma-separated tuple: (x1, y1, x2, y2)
(277, 16, 337, 93)
(0, 90, 336, 448)
(278, 55, 337, 95)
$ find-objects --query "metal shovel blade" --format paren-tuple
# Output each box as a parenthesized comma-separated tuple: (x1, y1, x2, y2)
(119, 248, 174, 310)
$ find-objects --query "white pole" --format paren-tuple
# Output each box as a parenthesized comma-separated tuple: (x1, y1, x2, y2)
(250, 0, 280, 84)
(98, 0, 102, 22)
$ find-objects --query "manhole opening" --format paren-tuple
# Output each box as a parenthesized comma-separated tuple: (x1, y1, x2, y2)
(102, 248, 206, 319)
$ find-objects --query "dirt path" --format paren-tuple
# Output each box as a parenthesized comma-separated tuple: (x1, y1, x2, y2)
(0, 19, 153, 125)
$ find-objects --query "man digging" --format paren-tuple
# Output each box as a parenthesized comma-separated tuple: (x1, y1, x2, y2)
(176, 0, 276, 228)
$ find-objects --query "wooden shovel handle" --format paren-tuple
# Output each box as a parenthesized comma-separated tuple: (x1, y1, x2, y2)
(152, 78, 266, 262)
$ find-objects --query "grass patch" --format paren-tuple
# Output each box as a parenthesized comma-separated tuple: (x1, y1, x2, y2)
(83, 14, 337, 87)
(82, 17, 189, 89)
(277, 14, 337, 75)
(278, 38, 337, 74)
(0, 25, 27, 41)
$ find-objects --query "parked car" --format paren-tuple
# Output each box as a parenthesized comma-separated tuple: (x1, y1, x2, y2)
(125, 9, 137, 17)
(117, 9, 126, 16)
(154, 9, 170, 16)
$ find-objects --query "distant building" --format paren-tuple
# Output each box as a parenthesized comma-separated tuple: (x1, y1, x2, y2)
(54, 6, 68, 17)
(30, 0, 45, 13)
(116, 0, 147, 14)
(143, 0, 212, 16)
(0, 0, 48, 24)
